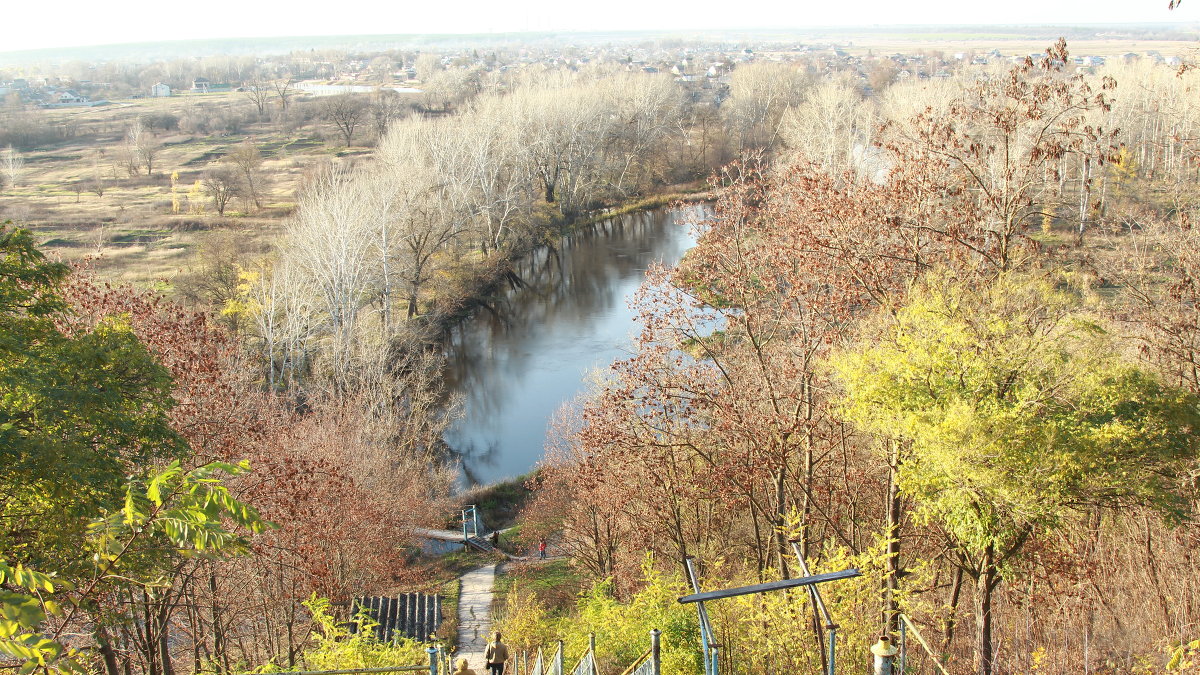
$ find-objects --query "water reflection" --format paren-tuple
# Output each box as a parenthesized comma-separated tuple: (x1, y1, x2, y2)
(443, 205, 703, 484)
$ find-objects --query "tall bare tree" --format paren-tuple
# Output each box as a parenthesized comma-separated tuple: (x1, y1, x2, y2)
(225, 141, 265, 210)
(243, 80, 272, 117)
(323, 94, 368, 146)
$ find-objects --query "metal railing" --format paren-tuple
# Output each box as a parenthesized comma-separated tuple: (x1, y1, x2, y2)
(570, 633, 598, 675)
(530, 647, 545, 675)
(789, 541, 839, 675)
(549, 641, 564, 675)
(682, 558, 720, 675)
(523, 629, 661, 675)
(461, 505, 482, 540)
(680, 552, 861, 675)
(618, 630, 661, 675)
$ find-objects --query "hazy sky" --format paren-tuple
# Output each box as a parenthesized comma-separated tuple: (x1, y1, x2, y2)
(6, 0, 1200, 53)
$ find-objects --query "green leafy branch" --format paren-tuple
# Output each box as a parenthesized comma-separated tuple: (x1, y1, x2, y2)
(0, 461, 268, 674)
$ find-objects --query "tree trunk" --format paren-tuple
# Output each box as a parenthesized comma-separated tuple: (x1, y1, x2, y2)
(209, 571, 228, 674)
(940, 566, 965, 658)
(974, 545, 997, 675)
(773, 466, 789, 578)
(96, 626, 122, 675)
(883, 440, 902, 636)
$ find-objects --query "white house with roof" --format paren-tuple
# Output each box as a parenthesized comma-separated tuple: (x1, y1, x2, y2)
(56, 90, 87, 104)
(150, 82, 172, 97)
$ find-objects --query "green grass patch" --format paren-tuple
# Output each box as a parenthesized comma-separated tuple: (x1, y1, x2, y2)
(459, 472, 538, 531)
(40, 237, 84, 248)
(439, 548, 501, 577)
(494, 559, 583, 617)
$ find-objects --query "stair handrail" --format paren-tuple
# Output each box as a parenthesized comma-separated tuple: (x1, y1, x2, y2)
(551, 640, 564, 675)
(898, 613, 951, 675)
(570, 634, 598, 675)
(618, 629, 661, 675)
(617, 649, 652, 675)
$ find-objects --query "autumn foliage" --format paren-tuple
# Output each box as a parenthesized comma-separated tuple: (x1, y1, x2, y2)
(520, 43, 1200, 675)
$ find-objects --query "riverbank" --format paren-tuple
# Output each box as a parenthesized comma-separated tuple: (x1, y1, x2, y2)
(439, 202, 704, 483)
(418, 184, 713, 346)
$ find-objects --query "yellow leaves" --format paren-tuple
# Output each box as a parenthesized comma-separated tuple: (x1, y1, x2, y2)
(0, 561, 80, 674)
(1030, 645, 1047, 671)
(832, 267, 1200, 555)
(294, 594, 432, 670)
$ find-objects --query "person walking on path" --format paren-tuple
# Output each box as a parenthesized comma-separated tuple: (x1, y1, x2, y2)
(484, 631, 510, 675)
(454, 658, 477, 675)
(538, 539, 547, 560)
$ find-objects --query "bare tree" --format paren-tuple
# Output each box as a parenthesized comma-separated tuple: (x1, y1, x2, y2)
(420, 67, 480, 112)
(90, 154, 106, 198)
(323, 94, 368, 146)
(282, 164, 382, 389)
(244, 81, 272, 116)
(225, 141, 265, 209)
(723, 62, 813, 150)
(369, 90, 413, 139)
(125, 118, 160, 176)
(203, 167, 244, 216)
(1, 145, 24, 189)
(272, 77, 295, 113)
(781, 73, 872, 174)
(243, 255, 320, 390)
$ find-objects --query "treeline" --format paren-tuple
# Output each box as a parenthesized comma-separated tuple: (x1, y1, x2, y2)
(226, 68, 713, 397)
(511, 41, 1200, 675)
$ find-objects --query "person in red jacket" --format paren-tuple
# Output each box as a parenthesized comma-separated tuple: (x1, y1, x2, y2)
(538, 539, 547, 560)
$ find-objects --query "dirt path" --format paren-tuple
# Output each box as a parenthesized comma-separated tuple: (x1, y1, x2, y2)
(456, 563, 498, 671)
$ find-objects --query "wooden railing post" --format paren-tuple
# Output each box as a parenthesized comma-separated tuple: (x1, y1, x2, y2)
(650, 629, 661, 675)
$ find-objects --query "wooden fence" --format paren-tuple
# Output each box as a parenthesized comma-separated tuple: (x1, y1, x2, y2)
(350, 594, 442, 642)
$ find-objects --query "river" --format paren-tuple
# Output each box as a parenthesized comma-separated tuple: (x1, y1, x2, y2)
(442, 205, 705, 485)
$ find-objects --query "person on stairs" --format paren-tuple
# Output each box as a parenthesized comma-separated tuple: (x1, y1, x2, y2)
(484, 631, 510, 675)
(454, 658, 476, 675)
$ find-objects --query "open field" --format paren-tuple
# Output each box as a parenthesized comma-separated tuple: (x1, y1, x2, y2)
(0, 91, 374, 287)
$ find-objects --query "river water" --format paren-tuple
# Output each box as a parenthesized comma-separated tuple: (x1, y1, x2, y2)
(442, 205, 704, 485)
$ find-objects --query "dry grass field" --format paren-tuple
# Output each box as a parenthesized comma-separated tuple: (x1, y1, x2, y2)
(0, 91, 367, 287)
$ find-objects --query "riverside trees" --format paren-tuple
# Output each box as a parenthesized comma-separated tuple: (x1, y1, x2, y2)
(520, 43, 1200, 675)
(241, 69, 694, 397)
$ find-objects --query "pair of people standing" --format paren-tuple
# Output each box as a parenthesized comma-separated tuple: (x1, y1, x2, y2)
(454, 632, 509, 675)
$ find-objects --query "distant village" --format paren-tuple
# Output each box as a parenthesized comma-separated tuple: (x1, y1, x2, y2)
(0, 38, 1188, 108)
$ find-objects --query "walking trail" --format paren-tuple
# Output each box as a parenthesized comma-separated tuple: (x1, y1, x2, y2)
(456, 563, 498, 672)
